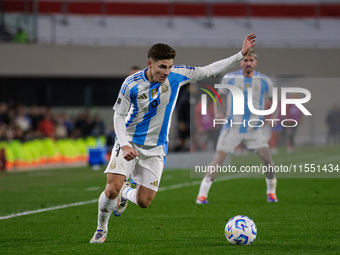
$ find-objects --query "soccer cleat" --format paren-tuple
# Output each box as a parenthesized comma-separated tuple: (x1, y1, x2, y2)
(267, 193, 278, 202)
(196, 196, 209, 204)
(113, 181, 130, 216)
(90, 229, 107, 243)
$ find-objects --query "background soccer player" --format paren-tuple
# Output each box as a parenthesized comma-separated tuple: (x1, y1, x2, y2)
(196, 50, 278, 205)
(90, 34, 257, 243)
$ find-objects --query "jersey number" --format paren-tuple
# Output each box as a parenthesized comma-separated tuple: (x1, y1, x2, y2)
(115, 143, 121, 157)
(150, 100, 159, 109)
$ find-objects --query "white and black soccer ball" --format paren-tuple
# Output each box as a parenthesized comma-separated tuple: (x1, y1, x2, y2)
(225, 215, 257, 245)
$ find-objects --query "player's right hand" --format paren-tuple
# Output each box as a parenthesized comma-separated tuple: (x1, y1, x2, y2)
(241, 33, 256, 57)
(121, 145, 138, 161)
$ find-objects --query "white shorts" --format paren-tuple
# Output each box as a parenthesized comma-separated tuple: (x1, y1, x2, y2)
(216, 128, 269, 154)
(104, 139, 167, 192)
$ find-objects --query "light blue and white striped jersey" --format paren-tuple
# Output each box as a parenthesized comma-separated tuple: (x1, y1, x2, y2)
(113, 65, 205, 146)
(219, 70, 273, 133)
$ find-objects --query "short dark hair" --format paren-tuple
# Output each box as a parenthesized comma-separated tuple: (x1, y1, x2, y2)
(147, 43, 176, 61)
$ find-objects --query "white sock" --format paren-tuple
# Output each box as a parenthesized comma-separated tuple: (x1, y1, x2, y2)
(198, 177, 213, 198)
(266, 178, 277, 194)
(97, 191, 116, 231)
(122, 187, 138, 206)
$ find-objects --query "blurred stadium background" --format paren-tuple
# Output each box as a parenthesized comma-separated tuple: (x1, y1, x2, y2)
(0, 0, 340, 171)
(1, 2, 340, 254)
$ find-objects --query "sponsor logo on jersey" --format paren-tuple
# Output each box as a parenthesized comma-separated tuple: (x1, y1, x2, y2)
(151, 88, 159, 99)
(161, 83, 169, 93)
(138, 93, 148, 99)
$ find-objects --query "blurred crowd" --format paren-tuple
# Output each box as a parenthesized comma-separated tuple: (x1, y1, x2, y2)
(0, 102, 105, 142)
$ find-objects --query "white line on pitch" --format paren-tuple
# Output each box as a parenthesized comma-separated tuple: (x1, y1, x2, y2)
(0, 175, 242, 221)
(0, 199, 98, 220)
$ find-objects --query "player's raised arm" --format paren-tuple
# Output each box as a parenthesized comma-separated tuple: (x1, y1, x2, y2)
(190, 34, 257, 81)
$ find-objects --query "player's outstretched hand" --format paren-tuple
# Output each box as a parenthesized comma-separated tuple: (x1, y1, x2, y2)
(122, 145, 138, 161)
(241, 33, 256, 57)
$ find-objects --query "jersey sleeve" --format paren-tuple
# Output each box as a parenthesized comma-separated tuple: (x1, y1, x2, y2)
(172, 51, 243, 85)
(113, 111, 129, 147)
(193, 51, 243, 82)
(113, 82, 132, 116)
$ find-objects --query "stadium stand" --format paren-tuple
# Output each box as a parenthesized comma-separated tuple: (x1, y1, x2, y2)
(0, 102, 108, 171)
(1, 0, 340, 47)
(1, 0, 340, 169)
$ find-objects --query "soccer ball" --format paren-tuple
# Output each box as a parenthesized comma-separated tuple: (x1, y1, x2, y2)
(225, 215, 257, 245)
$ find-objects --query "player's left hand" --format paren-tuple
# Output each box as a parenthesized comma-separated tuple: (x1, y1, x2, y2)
(241, 33, 256, 57)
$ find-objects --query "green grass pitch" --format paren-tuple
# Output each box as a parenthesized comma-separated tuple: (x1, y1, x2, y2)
(0, 145, 340, 254)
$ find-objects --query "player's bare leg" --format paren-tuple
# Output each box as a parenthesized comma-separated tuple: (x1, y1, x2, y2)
(105, 173, 126, 199)
(196, 151, 228, 204)
(256, 147, 278, 202)
(121, 184, 157, 208)
(136, 185, 157, 208)
(90, 173, 126, 243)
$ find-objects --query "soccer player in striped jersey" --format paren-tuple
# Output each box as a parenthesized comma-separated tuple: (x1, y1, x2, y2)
(90, 34, 257, 243)
(196, 50, 278, 205)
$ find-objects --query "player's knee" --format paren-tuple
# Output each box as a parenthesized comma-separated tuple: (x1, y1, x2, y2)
(136, 196, 153, 208)
(105, 185, 120, 199)
(138, 201, 150, 208)
(136, 186, 156, 208)
(137, 199, 152, 208)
